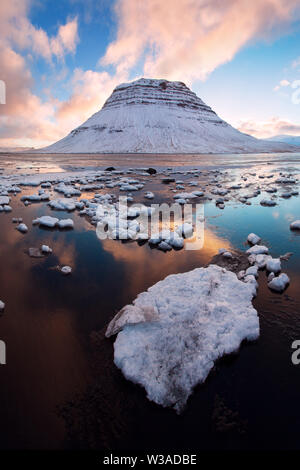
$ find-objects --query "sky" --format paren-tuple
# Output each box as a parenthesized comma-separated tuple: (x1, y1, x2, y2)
(0, 0, 300, 148)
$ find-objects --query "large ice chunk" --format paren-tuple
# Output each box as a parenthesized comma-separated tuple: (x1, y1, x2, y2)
(107, 265, 259, 412)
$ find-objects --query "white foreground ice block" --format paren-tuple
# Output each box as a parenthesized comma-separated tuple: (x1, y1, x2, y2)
(106, 264, 259, 412)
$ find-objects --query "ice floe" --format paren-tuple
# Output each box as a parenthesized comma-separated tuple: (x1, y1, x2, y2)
(268, 273, 290, 292)
(106, 264, 259, 412)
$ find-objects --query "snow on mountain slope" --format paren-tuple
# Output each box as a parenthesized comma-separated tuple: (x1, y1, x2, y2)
(40, 78, 297, 154)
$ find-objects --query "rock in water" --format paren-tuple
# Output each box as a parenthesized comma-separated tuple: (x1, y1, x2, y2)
(39, 78, 295, 154)
(106, 265, 259, 412)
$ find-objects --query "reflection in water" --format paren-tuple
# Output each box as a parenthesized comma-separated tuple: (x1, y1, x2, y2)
(1, 155, 300, 450)
(102, 226, 231, 299)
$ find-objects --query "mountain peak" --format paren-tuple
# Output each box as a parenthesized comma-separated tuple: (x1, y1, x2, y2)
(40, 78, 296, 154)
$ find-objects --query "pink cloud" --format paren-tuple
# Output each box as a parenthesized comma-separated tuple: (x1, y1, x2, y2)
(0, 0, 80, 147)
(56, 69, 126, 130)
(102, 0, 300, 82)
(238, 117, 300, 138)
(1, 0, 300, 148)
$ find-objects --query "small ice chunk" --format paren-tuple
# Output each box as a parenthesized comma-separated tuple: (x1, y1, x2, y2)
(222, 251, 233, 259)
(176, 223, 193, 238)
(57, 218, 74, 229)
(260, 199, 276, 207)
(48, 198, 76, 211)
(168, 236, 184, 250)
(41, 245, 52, 254)
(33, 216, 59, 228)
(247, 233, 261, 245)
(254, 254, 271, 269)
(244, 275, 258, 294)
(0, 196, 10, 205)
(268, 272, 275, 282)
(158, 241, 172, 252)
(246, 245, 269, 255)
(266, 258, 281, 274)
(268, 273, 290, 292)
(245, 266, 258, 278)
(16, 223, 28, 233)
(290, 220, 300, 230)
(61, 266, 72, 275)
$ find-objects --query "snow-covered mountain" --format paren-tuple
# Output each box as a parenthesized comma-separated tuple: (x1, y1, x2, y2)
(40, 78, 297, 154)
(266, 134, 300, 146)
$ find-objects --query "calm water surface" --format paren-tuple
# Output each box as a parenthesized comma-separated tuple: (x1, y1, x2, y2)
(0, 153, 300, 450)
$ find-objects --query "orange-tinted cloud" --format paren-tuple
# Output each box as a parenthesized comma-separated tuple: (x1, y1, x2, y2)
(1, 0, 300, 148)
(102, 0, 300, 83)
(0, 0, 79, 147)
(238, 117, 300, 138)
(56, 69, 127, 132)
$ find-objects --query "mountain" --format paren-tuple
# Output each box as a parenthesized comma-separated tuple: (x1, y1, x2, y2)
(266, 134, 300, 146)
(40, 78, 297, 154)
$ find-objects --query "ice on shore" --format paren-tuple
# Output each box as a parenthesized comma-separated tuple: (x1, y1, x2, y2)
(107, 264, 259, 412)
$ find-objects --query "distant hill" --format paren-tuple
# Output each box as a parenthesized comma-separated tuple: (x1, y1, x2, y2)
(266, 135, 300, 146)
(0, 147, 35, 153)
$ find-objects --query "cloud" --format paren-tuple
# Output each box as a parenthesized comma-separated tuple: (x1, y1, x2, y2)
(238, 117, 300, 138)
(274, 78, 291, 91)
(50, 18, 79, 59)
(101, 0, 300, 82)
(0, 0, 79, 61)
(56, 69, 127, 131)
(1, 0, 300, 148)
(292, 56, 300, 68)
(0, 0, 79, 147)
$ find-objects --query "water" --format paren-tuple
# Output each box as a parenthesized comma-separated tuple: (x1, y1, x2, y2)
(1, 153, 300, 450)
